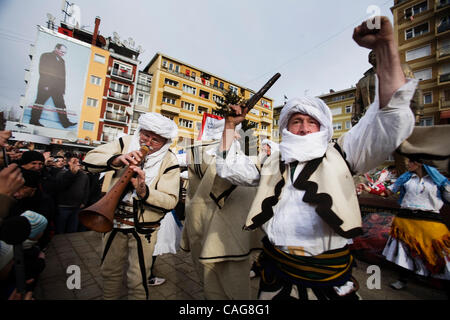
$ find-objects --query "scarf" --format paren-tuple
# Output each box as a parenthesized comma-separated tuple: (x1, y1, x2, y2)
(278, 97, 333, 163)
(394, 164, 449, 204)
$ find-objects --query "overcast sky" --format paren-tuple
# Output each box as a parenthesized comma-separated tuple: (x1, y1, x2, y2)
(0, 0, 395, 110)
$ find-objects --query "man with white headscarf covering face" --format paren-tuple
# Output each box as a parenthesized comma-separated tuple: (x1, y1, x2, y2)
(180, 114, 263, 299)
(215, 17, 418, 300)
(83, 112, 180, 300)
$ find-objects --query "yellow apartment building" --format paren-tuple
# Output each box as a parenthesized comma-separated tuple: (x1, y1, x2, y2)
(391, 0, 450, 125)
(318, 88, 356, 140)
(78, 46, 110, 142)
(272, 105, 282, 144)
(143, 53, 274, 150)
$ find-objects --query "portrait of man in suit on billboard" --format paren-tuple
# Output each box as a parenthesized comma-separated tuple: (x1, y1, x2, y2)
(29, 43, 77, 129)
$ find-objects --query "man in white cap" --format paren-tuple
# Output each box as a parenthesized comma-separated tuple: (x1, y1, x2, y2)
(83, 112, 180, 300)
(181, 115, 263, 299)
(215, 17, 418, 300)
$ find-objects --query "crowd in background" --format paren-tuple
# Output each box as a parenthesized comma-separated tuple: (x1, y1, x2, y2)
(0, 129, 102, 299)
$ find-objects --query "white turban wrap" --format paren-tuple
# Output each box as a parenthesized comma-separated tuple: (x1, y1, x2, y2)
(261, 138, 279, 153)
(279, 97, 333, 163)
(122, 112, 178, 204)
(138, 112, 178, 140)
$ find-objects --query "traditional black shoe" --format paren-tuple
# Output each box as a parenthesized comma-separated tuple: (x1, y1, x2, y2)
(62, 121, 77, 128)
(30, 120, 44, 127)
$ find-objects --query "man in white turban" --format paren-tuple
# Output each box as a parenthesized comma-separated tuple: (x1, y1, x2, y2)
(83, 112, 180, 300)
(215, 17, 418, 300)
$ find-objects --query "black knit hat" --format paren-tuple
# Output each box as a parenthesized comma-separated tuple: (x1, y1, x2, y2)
(20, 151, 45, 165)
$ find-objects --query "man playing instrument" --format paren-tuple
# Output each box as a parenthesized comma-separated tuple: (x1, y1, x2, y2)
(214, 16, 418, 300)
(83, 113, 180, 300)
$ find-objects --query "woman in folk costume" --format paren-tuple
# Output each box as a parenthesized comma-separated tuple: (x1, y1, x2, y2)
(83, 113, 180, 300)
(376, 157, 450, 290)
(215, 17, 418, 300)
(181, 116, 264, 299)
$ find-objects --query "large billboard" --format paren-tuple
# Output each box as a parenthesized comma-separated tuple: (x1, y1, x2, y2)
(21, 26, 90, 141)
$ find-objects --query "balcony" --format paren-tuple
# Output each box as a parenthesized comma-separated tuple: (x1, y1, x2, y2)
(107, 89, 132, 104)
(163, 85, 182, 97)
(439, 97, 450, 110)
(104, 112, 128, 124)
(101, 133, 120, 143)
(161, 103, 180, 115)
(260, 116, 272, 124)
(110, 67, 134, 82)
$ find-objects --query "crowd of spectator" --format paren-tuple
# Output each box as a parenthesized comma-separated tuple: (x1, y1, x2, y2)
(0, 130, 102, 299)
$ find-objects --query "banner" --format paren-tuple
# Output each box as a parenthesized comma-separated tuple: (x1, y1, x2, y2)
(197, 113, 224, 141)
(21, 26, 90, 140)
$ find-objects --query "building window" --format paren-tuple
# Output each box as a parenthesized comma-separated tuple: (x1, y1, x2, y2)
(110, 81, 130, 94)
(161, 113, 174, 120)
(198, 106, 208, 114)
(183, 84, 197, 95)
(250, 121, 258, 129)
(404, 1, 428, 19)
(213, 94, 224, 104)
(333, 122, 342, 130)
(211, 109, 222, 116)
(164, 78, 179, 87)
(345, 121, 352, 129)
(261, 123, 268, 130)
(138, 73, 152, 87)
(419, 116, 434, 126)
(261, 99, 271, 109)
(405, 22, 429, 40)
(414, 68, 432, 81)
(103, 125, 124, 142)
(229, 85, 238, 94)
(106, 103, 127, 123)
(90, 75, 101, 86)
(331, 108, 342, 116)
(181, 101, 195, 112)
(162, 96, 176, 105)
(199, 90, 210, 99)
(437, 16, 450, 33)
(179, 118, 193, 128)
(112, 61, 133, 80)
(405, 44, 431, 61)
(83, 121, 94, 131)
(423, 92, 432, 104)
(86, 97, 98, 107)
(345, 105, 352, 113)
(166, 62, 179, 73)
(136, 92, 150, 107)
(94, 54, 105, 64)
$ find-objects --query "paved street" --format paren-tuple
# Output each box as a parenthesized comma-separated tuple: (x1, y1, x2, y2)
(33, 231, 448, 300)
